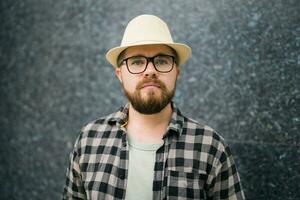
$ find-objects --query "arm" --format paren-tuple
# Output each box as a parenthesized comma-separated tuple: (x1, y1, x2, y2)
(63, 136, 87, 200)
(207, 144, 245, 199)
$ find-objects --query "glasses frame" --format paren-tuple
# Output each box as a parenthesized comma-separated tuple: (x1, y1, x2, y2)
(121, 54, 176, 74)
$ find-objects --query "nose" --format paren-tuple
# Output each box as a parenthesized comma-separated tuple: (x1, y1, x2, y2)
(143, 60, 158, 77)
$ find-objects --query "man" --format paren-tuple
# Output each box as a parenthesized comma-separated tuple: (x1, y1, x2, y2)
(63, 14, 245, 200)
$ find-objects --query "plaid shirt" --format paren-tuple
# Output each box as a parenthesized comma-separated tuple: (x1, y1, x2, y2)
(63, 103, 245, 200)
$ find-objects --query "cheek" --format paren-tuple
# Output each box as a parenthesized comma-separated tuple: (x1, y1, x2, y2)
(165, 73, 178, 89)
(168, 79, 178, 90)
(121, 76, 138, 92)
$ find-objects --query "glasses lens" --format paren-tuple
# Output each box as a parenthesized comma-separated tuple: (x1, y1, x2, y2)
(127, 56, 147, 73)
(154, 55, 174, 72)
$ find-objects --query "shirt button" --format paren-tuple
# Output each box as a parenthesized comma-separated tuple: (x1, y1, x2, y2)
(119, 174, 125, 179)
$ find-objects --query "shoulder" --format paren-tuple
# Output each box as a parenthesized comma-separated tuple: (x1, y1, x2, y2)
(181, 116, 234, 169)
(81, 113, 115, 135)
(182, 116, 226, 145)
(172, 104, 228, 152)
(73, 110, 123, 150)
(181, 116, 231, 159)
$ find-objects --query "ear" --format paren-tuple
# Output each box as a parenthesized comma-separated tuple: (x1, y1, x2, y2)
(115, 67, 123, 83)
(176, 66, 181, 77)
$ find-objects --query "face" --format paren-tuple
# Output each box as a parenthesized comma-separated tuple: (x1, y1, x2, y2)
(115, 44, 180, 114)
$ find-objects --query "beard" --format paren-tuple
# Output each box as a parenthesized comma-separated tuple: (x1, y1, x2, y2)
(123, 78, 176, 115)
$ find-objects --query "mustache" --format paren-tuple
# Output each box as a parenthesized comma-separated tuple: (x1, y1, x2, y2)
(136, 78, 166, 90)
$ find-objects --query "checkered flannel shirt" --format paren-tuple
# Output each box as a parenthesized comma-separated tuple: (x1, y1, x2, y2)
(63, 103, 245, 199)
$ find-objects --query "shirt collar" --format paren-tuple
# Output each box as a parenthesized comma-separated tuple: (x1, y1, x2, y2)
(166, 103, 184, 136)
(107, 104, 130, 127)
(107, 102, 184, 137)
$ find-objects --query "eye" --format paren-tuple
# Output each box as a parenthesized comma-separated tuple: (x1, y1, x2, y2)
(155, 56, 171, 65)
(129, 57, 146, 66)
(156, 59, 167, 65)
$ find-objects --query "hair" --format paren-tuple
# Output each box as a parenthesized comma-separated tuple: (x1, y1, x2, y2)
(116, 45, 179, 67)
(117, 50, 127, 67)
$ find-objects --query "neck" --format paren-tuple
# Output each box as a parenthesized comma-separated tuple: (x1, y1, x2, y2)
(126, 102, 173, 143)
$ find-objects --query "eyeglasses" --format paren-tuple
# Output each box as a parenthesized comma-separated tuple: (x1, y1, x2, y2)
(121, 55, 176, 74)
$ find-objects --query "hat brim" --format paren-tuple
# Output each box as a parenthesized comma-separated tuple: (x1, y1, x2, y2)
(106, 41, 192, 68)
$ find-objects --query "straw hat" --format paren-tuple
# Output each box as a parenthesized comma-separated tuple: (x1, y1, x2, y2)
(106, 14, 191, 67)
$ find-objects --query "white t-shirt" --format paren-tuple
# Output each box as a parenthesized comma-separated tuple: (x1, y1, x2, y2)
(125, 136, 163, 200)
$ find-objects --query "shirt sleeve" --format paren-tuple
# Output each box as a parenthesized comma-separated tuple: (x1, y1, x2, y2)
(207, 143, 245, 200)
(63, 135, 87, 200)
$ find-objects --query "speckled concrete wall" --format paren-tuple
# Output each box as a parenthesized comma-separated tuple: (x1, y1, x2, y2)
(1, 0, 299, 199)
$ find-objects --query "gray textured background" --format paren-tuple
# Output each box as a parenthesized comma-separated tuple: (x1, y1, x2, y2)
(1, 0, 299, 199)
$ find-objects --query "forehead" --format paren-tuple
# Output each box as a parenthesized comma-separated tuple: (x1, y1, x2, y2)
(123, 44, 175, 57)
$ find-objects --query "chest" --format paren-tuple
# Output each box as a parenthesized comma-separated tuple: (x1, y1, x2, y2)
(79, 138, 210, 199)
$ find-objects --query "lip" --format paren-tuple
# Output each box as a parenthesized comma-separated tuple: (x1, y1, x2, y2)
(140, 82, 161, 89)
